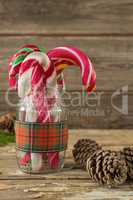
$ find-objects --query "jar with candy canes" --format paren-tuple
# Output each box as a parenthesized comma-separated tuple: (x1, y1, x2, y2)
(15, 95, 68, 174)
(9, 44, 96, 174)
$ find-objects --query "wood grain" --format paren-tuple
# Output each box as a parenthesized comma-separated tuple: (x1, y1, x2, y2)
(0, 130, 133, 200)
(0, 36, 133, 91)
(0, 0, 132, 129)
(0, 91, 132, 128)
(0, 0, 133, 34)
(0, 35, 132, 128)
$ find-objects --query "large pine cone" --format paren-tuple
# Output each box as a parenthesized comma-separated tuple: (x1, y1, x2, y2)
(72, 139, 101, 169)
(86, 150, 127, 187)
(121, 147, 133, 179)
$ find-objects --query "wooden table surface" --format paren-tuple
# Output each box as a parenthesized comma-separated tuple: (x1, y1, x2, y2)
(0, 129, 133, 200)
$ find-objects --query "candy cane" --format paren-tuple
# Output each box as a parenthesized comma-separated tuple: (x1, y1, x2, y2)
(9, 44, 44, 90)
(18, 51, 51, 171)
(9, 45, 61, 171)
(18, 52, 51, 121)
(9, 45, 44, 170)
(47, 46, 96, 169)
(18, 51, 60, 170)
(47, 46, 96, 93)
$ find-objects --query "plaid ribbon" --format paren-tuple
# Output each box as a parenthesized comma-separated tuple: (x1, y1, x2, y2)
(15, 121, 68, 152)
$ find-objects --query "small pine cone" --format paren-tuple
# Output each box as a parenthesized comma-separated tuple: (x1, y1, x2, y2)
(86, 150, 127, 187)
(0, 113, 16, 133)
(72, 139, 101, 169)
(121, 147, 133, 179)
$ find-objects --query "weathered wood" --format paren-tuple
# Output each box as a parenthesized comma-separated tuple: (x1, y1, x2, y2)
(0, 130, 133, 200)
(0, 0, 132, 34)
(0, 90, 133, 128)
(0, 35, 132, 128)
(0, 179, 132, 200)
(0, 36, 133, 91)
(0, 179, 133, 200)
(0, 0, 132, 129)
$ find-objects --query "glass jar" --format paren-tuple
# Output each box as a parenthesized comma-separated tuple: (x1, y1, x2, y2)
(15, 96, 68, 174)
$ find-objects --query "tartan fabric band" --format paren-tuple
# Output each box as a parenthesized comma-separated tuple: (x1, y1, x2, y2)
(15, 121, 68, 153)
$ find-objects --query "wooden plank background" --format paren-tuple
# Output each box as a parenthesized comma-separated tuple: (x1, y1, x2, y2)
(0, 0, 133, 128)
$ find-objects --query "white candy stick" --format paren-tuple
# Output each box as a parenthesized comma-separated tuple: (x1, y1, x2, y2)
(25, 96, 43, 172)
(31, 153, 43, 172)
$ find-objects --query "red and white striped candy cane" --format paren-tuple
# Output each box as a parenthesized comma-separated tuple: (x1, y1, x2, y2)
(18, 51, 54, 122)
(47, 46, 96, 93)
(9, 44, 44, 90)
(18, 51, 60, 169)
(9, 45, 61, 170)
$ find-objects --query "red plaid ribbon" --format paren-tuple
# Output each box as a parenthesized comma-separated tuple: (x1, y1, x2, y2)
(15, 121, 68, 152)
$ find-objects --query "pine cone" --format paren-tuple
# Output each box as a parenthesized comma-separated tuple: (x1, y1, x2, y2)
(86, 150, 127, 187)
(72, 139, 101, 169)
(121, 147, 133, 179)
(0, 113, 16, 133)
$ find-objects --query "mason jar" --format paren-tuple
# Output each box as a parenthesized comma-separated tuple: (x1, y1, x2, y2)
(15, 96, 68, 174)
